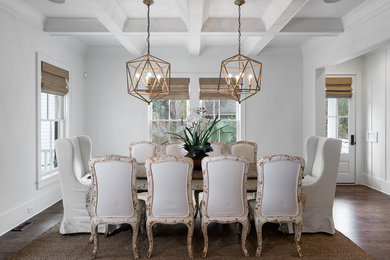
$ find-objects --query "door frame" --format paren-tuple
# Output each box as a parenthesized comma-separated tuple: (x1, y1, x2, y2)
(321, 68, 363, 184)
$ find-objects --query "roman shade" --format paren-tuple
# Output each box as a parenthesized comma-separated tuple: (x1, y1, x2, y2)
(41, 61, 69, 96)
(151, 78, 189, 100)
(326, 77, 352, 98)
(199, 78, 236, 100)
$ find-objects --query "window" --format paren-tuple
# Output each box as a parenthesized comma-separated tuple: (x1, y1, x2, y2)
(326, 98, 349, 153)
(151, 99, 189, 144)
(40, 93, 65, 175)
(200, 99, 239, 145)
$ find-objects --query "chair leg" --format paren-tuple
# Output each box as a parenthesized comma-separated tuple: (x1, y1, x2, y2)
(104, 224, 109, 237)
(241, 220, 249, 257)
(146, 222, 154, 258)
(131, 222, 140, 259)
(194, 190, 200, 219)
(255, 221, 264, 257)
(91, 224, 99, 259)
(294, 221, 303, 257)
(201, 221, 209, 257)
(187, 220, 194, 258)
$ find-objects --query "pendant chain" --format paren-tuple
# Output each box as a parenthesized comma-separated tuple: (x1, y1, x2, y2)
(238, 4, 241, 55)
(147, 4, 150, 55)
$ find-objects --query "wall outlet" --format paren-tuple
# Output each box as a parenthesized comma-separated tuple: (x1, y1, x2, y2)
(367, 131, 378, 143)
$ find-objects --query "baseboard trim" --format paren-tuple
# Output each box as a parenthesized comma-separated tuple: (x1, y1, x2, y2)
(0, 185, 62, 236)
(362, 174, 390, 196)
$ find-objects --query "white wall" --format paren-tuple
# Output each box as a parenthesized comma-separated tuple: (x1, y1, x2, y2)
(0, 7, 86, 235)
(85, 46, 303, 158)
(362, 48, 390, 194)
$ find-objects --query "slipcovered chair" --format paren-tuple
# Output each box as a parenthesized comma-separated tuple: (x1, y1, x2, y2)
(163, 141, 187, 156)
(228, 141, 258, 163)
(129, 141, 158, 163)
(302, 136, 342, 234)
(144, 156, 194, 258)
(55, 136, 98, 234)
(207, 141, 225, 156)
(249, 155, 305, 257)
(88, 155, 144, 259)
(201, 155, 250, 257)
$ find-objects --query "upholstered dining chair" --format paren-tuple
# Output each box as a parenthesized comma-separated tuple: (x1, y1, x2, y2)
(88, 155, 144, 259)
(249, 155, 305, 257)
(144, 156, 194, 258)
(201, 155, 250, 257)
(228, 141, 258, 163)
(207, 141, 225, 156)
(129, 141, 158, 163)
(163, 140, 187, 156)
(55, 135, 101, 234)
(302, 136, 342, 234)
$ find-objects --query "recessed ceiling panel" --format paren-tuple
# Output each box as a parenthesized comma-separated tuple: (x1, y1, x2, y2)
(24, 0, 95, 18)
(207, 0, 272, 18)
(117, 0, 182, 18)
(295, 0, 366, 18)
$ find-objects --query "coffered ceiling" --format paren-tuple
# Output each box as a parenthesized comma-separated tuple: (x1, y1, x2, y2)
(20, 0, 366, 55)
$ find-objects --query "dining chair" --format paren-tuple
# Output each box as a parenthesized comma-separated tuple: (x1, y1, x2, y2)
(228, 141, 258, 163)
(144, 156, 194, 258)
(88, 155, 144, 259)
(129, 141, 158, 163)
(56, 135, 105, 234)
(302, 136, 342, 234)
(201, 155, 250, 257)
(163, 140, 187, 156)
(208, 141, 225, 156)
(249, 155, 305, 257)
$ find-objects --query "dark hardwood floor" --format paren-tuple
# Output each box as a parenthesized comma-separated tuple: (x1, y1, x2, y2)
(0, 185, 389, 259)
(333, 185, 390, 260)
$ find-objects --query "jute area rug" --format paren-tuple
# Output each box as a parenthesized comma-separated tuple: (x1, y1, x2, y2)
(11, 221, 372, 259)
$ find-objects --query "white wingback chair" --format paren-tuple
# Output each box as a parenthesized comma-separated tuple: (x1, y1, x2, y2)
(249, 155, 305, 257)
(302, 136, 342, 234)
(163, 141, 187, 156)
(201, 155, 250, 257)
(144, 156, 194, 258)
(207, 141, 225, 156)
(55, 136, 95, 234)
(129, 141, 158, 163)
(228, 141, 258, 163)
(88, 155, 143, 259)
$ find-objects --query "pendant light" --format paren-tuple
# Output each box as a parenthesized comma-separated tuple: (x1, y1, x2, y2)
(126, 0, 171, 104)
(217, 0, 262, 103)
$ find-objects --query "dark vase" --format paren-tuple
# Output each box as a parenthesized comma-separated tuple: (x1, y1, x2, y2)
(186, 153, 208, 170)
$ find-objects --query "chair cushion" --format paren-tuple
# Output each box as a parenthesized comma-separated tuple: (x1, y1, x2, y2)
(302, 174, 317, 186)
(69, 137, 85, 181)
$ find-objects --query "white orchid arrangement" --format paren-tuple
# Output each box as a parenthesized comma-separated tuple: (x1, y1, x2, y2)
(167, 107, 225, 158)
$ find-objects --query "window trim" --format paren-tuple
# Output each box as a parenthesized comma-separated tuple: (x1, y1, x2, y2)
(36, 52, 70, 189)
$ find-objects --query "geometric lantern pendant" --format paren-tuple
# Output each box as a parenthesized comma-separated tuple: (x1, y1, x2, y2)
(218, 0, 262, 103)
(126, 54, 171, 104)
(125, 0, 171, 105)
(218, 53, 262, 103)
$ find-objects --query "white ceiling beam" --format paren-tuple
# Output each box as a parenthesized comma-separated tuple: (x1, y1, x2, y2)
(187, 0, 207, 56)
(83, 0, 142, 55)
(280, 18, 343, 35)
(246, 0, 309, 56)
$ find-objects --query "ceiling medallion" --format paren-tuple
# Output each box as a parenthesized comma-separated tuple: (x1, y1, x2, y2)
(126, 0, 171, 104)
(217, 0, 262, 103)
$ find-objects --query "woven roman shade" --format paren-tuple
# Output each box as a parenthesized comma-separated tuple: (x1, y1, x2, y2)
(326, 77, 352, 98)
(41, 61, 69, 96)
(152, 78, 189, 100)
(199, 78, 236, 100)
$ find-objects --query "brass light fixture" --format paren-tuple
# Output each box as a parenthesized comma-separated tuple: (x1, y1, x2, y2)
(217, 0, 262, 103)
(126, 0, 171, 104)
